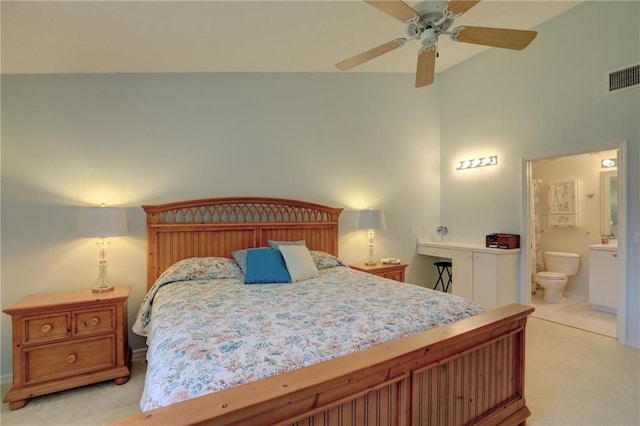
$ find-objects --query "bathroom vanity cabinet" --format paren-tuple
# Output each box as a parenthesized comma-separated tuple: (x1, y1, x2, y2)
(417, 240, 520, 310)
(588, 244, 618, 313)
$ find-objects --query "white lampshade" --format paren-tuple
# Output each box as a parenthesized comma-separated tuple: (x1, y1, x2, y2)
(358, 209, 386, 230)
(77, 207, 128, 238)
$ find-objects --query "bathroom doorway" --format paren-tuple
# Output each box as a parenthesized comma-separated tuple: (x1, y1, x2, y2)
(523, 141, 627, 343)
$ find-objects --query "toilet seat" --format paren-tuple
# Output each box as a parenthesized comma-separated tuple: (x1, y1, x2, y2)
(536, 271, 566, 280)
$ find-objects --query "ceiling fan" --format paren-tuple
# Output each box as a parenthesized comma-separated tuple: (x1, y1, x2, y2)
(336, 0, 538, 88)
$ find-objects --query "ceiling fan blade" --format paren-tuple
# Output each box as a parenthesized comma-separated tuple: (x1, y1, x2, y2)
(447, 0, 481, 15)
(454, 26, 538, 50)
(336, 39, 406, 71)
(416, 48, 436, 88)
(364, 0, 419, 22)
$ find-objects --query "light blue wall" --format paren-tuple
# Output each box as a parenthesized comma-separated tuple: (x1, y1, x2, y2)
(1, 73, 442, 377)
(2, 1, 639, 380)
(438, 1, 639, 346)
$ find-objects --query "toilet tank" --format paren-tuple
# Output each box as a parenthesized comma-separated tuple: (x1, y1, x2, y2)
(543, 251, 580, 276)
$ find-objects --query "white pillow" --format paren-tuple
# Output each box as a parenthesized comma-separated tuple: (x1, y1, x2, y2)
(278, 245, 319, 282)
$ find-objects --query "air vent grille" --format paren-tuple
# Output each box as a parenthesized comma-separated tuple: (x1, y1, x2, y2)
(607, 63, 639, 93)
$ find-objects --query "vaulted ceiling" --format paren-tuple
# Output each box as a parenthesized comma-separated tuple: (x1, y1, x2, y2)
(2, 1, 582, 75)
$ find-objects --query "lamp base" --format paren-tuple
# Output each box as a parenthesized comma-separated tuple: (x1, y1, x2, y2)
(92, 285, 114, 293)
(364, 261, 378, 266)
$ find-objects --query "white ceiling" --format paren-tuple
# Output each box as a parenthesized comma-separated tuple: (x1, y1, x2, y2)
(1, 1, 582, 75)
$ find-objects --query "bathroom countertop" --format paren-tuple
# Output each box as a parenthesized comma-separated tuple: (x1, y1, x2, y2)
(417, 238, 520, 254)
(588, 243, 618, 251)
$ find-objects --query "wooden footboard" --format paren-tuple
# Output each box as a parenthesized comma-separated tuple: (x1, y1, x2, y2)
(109, 304, 533, 426)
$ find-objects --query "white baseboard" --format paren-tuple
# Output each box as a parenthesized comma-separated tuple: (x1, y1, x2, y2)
(624, 338, 640, 349)
(132, 347, 147, 360)
(1, 373, 12, 386)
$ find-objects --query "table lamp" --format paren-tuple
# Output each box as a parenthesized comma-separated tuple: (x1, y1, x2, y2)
(77, 205, 128, 293)
(358, 209, 386, 265)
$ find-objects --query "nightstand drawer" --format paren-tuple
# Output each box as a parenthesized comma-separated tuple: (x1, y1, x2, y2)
(379, 270, 404, 281)
(23, 314, 70, 345)
(25, 336, 116, 384)
(74, 307, 115, 336)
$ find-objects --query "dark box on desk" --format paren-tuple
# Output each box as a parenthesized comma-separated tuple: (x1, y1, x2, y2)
(486, 233, 520, 249)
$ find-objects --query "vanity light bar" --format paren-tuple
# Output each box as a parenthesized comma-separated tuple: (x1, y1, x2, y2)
(455, 155, 497, 170)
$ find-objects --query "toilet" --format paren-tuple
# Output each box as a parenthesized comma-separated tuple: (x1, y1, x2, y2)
(535, 251, 580, 303)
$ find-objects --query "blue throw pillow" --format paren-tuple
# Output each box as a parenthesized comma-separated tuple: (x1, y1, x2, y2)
(232, 247, 273, 274)
(244, 249, 291, 284)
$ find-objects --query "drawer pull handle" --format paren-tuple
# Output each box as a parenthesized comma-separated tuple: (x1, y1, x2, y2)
(66, 354, 77, 364)
(40, 324, 52, 333)
(89, 317, 100, 326)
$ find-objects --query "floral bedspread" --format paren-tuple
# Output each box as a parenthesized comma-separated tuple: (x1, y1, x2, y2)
(134, 258, 484, 411)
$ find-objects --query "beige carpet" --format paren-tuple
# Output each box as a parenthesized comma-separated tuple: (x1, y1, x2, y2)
(0, 358, 145, 425)
(1, 318, 639, 425)
(525, 318, 639, 425)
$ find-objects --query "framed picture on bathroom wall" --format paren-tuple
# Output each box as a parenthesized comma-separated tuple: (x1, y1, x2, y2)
(548, 179, 579, 228)
(548, 214, 579, 228)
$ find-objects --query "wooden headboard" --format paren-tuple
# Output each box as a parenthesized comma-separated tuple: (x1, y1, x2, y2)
(142, 197, 343, 289)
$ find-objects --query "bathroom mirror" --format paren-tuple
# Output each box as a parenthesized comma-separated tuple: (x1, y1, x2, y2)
(600, 170, 618, 237)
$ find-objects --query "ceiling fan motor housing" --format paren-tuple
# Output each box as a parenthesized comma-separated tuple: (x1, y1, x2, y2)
(406, 0, 454, 47)
(336, 0, 538, 89)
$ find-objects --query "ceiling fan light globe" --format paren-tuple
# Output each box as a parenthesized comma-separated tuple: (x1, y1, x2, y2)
(420, 28, 438, 47)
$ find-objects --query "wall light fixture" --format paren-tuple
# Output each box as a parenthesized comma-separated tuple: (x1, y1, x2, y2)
(601, 158, 616, 168)
(455, 155, 497, 170)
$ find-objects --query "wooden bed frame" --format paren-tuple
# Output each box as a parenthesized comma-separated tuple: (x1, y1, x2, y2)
(141, 197, 343, 289)
(111, 197, 533, 426)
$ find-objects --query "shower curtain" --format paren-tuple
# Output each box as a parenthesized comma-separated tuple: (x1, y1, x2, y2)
(530, 179, 544, 292)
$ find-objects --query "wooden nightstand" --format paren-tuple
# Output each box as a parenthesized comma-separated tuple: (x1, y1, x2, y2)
(3, 286, 131, 410)
(350, 263, 409, 282)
